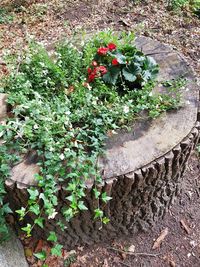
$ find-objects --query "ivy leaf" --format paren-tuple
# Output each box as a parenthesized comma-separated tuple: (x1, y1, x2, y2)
(62, 207, 73, 221)
(102, 217, 110, 224)
(29, 204, 40, 215)
(93, 188, 101, 199)
(34, 251, 47, 260)
(66, 195, 75, 202)
(51, 244, 63, 256)
(66, 183, 76, 191)
(56, 220, 67, 231)
(101, 192, 112, 203)
(78, 201, 88, 211)
(34, 217, 45, 228)
(103, 66, 120, 85)
(94, 208, 103, 219)
(2, 203, 12, 214)
(16, 207, 26, 220)
(21, 223, 32, 237)
(27, 188, 39, 201)
(47, 231, 57, 242)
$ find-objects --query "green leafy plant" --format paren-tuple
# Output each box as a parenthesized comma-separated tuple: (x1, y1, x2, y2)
(86, 42, 159, 92)
(0, 8, 14, 24)
(168, 0, 190, 9)
(0, 30, 184, 252)
(167, 0, 200, 16)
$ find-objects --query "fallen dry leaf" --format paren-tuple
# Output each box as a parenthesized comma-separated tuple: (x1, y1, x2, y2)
(34, 239, 44, 253)
(24, 248, 33, 257)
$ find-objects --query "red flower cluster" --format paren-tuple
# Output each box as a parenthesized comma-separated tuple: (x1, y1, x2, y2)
(87, 43, 117, 83)
(97, 43, 117, 56)
(87, 64, 108, 82)
(97, 47, 108, 56)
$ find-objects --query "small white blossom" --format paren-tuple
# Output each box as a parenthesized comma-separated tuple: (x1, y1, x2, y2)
(59, 153, 65, 160)
(123, 106, 129, 114)
(48, 209, 58, 219)
(65, 110, 71, 115)
(33, 124, 39, 129)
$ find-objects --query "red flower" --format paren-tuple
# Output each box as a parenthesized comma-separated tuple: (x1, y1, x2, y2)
(97, 47, 108, 56)
(88, 72, 96, 82)
(87, 67, 92, 74)
(107, 43, 117, 51)
(98, 66, 107, 75)
(112, 58, 119, 66)
(88, 67, 98, 82)
(92, 61, 98, 67)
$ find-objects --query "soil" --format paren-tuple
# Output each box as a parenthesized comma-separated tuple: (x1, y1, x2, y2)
(0, 0, 200, 266)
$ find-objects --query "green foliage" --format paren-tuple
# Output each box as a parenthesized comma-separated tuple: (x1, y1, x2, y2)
(168, 0, 200, 16)
(47, 231, 58, 242)
(34, 251, 47, 260)
(87, 42, 158, 89)
(0, 8, 14, 24)
(0, 30, 184, 249)
(51, 244, 63, 256)
(168, 0, 190, 9)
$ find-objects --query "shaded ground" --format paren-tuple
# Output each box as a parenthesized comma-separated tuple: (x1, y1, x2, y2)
(0, 0, 200, 266)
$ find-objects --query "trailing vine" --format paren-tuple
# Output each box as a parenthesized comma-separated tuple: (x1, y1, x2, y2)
(0, 31, 184, 259)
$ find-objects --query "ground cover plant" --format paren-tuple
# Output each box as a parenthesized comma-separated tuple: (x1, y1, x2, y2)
(0, 30, 184, 261)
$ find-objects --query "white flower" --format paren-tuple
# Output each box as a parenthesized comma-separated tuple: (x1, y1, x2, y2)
(59, 153, 65, 160)
(123, 106, 129, 114)
(33, 124, 39, 129)
(48, 209, 58, 219)
(65, 110, 71, 115)
(149, 92, 153, 96)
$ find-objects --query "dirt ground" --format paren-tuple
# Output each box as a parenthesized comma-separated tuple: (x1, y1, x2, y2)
(0, 0, 200, 266)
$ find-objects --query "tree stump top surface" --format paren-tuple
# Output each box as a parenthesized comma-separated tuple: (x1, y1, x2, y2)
(1, 37, 199, 187)
(99, 37, 199, 180)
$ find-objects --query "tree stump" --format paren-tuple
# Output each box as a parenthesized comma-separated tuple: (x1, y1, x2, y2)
(2, 37, 200, 248)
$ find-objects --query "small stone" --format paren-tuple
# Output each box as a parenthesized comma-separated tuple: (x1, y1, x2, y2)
(69, 250, 76, 255)
(127, 245, 135, 253)
(190, 240, 197, 247)
(187, 253, 191, 258)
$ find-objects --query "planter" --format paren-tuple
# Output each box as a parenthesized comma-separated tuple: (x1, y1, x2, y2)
(2, 37, 200, 248)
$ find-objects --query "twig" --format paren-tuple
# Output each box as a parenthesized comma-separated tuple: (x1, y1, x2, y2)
(107, 247, 159, 257)
(152, 227, 169, 250)
(180, 219, 191, 234)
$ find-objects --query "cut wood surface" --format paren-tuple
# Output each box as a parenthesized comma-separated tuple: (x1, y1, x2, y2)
(1, 36, 200, 248)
